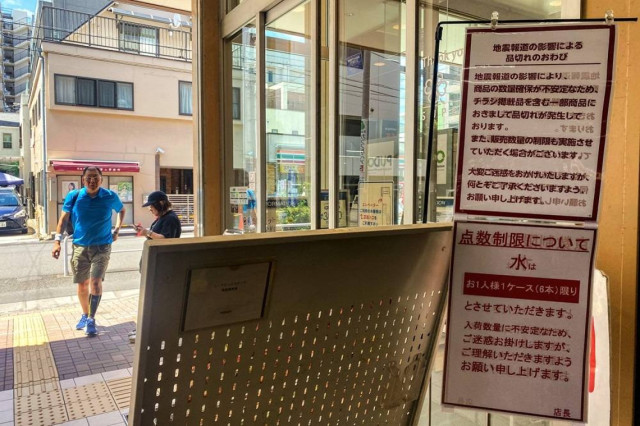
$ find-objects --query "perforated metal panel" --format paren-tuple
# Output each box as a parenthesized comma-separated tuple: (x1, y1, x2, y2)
(130, 225, 452, 425)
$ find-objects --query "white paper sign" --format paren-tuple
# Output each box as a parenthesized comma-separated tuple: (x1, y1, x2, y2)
(456, 25, 616, 221)
(230, 186, 249, 205)
(358, 181, 394, 227)
(442, 221, 596, 421)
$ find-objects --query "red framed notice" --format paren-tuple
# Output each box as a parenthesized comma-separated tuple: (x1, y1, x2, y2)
(455, 25, 616, 221)
(442, 221, 596, 421)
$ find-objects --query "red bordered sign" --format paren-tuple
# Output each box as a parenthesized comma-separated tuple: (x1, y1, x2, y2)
(442, 221, 596, 421)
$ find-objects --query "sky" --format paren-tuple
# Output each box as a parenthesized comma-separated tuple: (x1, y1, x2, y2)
(2, 0, 37, 14)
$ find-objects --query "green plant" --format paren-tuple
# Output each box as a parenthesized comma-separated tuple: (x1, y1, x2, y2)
(279, 199, 310, 223)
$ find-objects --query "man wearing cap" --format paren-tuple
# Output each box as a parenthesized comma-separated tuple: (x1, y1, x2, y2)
(51, 166, 125, 336)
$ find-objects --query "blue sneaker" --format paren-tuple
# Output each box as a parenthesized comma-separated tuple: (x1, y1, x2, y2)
(75, 314, 88, 330)
(85, 317, 97, 336)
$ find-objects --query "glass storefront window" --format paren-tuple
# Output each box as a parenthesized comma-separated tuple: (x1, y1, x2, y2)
(226, 23, 257, 232)
(417, 9, 467, 223)
(338, 0, 406, 227)
(265, 2, 312, 232)
(107, 175, 134, 225)
(218, 2, 585, 425)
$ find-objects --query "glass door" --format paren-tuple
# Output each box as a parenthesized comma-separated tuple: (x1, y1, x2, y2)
(264, 2, 313, 232)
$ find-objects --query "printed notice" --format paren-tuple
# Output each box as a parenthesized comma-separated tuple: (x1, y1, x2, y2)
(358, 181, 394, 227)
(455, 25, 616, 221)
(442, 221, 596, 421)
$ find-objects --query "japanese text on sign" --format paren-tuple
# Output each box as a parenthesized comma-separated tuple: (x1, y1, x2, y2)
(443, 221, 595, 421)
(455, 25, 615, 221)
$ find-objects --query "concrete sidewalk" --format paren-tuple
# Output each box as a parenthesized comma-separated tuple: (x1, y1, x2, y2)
(0, 291, 140, 426)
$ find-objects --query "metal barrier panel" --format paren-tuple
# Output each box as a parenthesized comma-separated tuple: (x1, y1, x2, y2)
(130, 224, 452, 425)
(167, 194, 194, 226)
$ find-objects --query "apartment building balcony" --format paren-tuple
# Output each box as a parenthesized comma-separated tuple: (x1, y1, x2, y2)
(7, 24, 30, 34)
(5, 70, 28, 83)
(11, 54, 29, 66)
(3, 47, 29, 61)
(38, 6, 192, 62)
(12, 37, 29, 49)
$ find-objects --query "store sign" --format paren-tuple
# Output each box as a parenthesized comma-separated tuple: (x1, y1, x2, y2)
(455, 25, 616, 221)
(320, 190, 348, 228)
(436, 132, 448, 182)
(442, 221, 596, 421)
(358, 181, 393, 227)
(229, 186, 248, 205)
(346, 48, 363, 76)
(436, 197, 454, 222)
(366, 140, 396, 177)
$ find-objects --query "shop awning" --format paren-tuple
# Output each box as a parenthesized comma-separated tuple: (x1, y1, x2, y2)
(50, 160, 140, 173)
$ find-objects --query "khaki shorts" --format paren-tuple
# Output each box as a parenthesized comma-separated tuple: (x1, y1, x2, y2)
(71, 244, 112, 284)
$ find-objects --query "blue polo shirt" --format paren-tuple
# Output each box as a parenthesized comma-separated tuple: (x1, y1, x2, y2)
(63, 187, 124, 246)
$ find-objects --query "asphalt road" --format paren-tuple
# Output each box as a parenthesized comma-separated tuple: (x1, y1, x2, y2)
(0, 232, 192, 304)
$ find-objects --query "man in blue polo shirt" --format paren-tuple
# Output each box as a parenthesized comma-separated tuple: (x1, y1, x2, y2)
(51, 166, 126, 336)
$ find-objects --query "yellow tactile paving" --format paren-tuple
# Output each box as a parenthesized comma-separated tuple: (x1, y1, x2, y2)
(14, 404, 68, 426)
(13, 346, 58, 384)
(106, 377, 132, 409)
(14, 379, 60, 398)
(64, 381, 119, 420)
(1, 296, 141, 424)
(0, 317, 13, 350)
(13, 314, 49, 347)
(14, 387, 64, 414)
(13, 314, 58, 386)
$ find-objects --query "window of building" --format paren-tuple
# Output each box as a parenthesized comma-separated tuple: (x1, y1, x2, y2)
(76, 78, 96, 106)
(97, 80, 116, 108)
(179, 81, 192, 115)
(287, 91, 305, 112)
(266, 87, 281, 109)
(117, 83, 134, 109)
(31, 100, 38, 128)
(54, 75, 134, 110)
(119, 22, 158, 56)
(2, 133, 11, 149)
(54, 76, 75, 105)
(232, 87, 241, 120)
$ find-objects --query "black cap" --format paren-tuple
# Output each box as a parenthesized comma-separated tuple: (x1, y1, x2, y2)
(143, 190, 168, 207)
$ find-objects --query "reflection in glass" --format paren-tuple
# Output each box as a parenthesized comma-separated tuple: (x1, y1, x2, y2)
(425, 330, 489, 425)
(418, 9, 467, 223)
(265, 3, 312, 232)
(227, 23, 257, 232)
(338, 0, 406, 227)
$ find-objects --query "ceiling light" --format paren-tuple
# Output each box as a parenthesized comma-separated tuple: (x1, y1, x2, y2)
(549, 0, 561, 6)
(373, 62, 385, 67)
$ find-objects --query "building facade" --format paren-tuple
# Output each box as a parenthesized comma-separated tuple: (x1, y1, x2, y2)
(0, 111, 20, 176)
(28, 1, 193, 236)
(1, 8, 32, 112)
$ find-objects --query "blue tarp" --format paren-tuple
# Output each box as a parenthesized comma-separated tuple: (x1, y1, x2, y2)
(0, 172, 23, 186)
